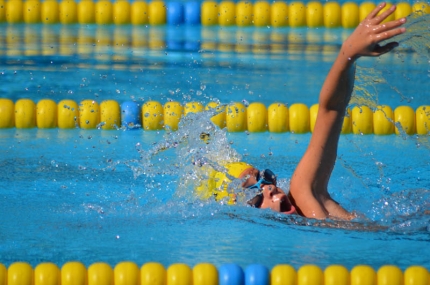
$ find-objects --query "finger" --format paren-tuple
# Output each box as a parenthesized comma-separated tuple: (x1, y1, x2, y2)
(375, 26, 406, 42)
(373, 4, 397, 24)
(379, 17, 407, 31)
(372, 17, 406, 36)
(365, 2, 387, 20)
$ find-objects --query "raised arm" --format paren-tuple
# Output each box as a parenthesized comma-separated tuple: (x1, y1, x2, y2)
(288, 3, 407, 220)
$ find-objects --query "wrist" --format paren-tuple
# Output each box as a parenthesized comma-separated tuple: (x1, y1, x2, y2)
(337, 44, 359, 67)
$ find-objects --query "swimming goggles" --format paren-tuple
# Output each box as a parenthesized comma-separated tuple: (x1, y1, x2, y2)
(246, 169, 277, 208)
(247, 169, 277, 190)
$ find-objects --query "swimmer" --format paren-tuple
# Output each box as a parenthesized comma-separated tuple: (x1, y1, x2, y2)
(235, 3, 407, 220)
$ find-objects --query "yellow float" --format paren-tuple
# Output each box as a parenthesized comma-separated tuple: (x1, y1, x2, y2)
(352, 105, 373, 134)
(6, 0, 23, 23)
(416, 105, 430, 135)
(57, 99, 79, 129)
(394, 106, 415, 135)
(193, 263, 218, 285)
(41, 0, 59, 23)
(88, 263, 113, 285)
(141, 262, 166, 285)
(253, 1, 271, 27)
(100, 100, 120, 130)
(267, 103, 289, 133)
(142, 101, 164, 131)
(61, 262, 87, 285)
(23, 0, 41, 23)
(218, 1, 235, 26)
(131, 1, 148, 25)
(0, 0, 5, 22)
(341, 2, 359, 28)
(324, 2, 341, 28)
(306, 1, 323, 28)
(163, 101, 183, 131)
(184, 102, 204, 116)
(341, 108, 352, 134)
(373, 105, 394, 135)
(377, 265, 403, 285)
(395, 2, 411, 19)
(0, 98, 15, 128)
(325, 265, 349, 285)
(205, 102, 226, 129)
(309, 103, 319, 132)
(95, 0, 113, 24)
(247, 102, 267, 132)
(201, 0, 218, 26)
(59, 0, 77, 24)
(359, 2, 375, 22)
(8, 263, 33, 285)
(78, 0, 95, 24)
(289, 103, 309, 133)
(167, 264, 192, 285)
(35, 263, 60, 285)
(226, 102, 247, 132)
(15, 99, 36, 129)
(288, 1, 306, 27)
(270, 1, 288, 27)
(113, 0, 130, 24)
(298, 265, 323, 285)
(235, 1, 253, 26)
(412, 2, 430, 14)
(114, 262, 139, 285)
(36, 99, 57, 129)
(148, 0, 165, 25)
(271, 264, 297, 285)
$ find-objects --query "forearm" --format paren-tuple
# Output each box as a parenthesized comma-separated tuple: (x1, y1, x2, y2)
(304, 47, 358, 193)
(318, 45, 357, 114)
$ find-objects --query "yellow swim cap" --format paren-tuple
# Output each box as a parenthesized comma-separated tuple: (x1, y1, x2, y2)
(195, 161, 253, 205)
(225, 162, 253, 178)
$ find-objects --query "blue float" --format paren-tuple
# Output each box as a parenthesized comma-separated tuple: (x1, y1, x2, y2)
(184, 1, 201, 25)
(121, 101, 141, 129)
(219, 263, 245, 285)
(167, 2, 184, 25)
(245, 264, 269, 285)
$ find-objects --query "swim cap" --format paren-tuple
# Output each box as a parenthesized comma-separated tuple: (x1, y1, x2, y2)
(195, 162, 253, 204)
(225, 162, 253, 178)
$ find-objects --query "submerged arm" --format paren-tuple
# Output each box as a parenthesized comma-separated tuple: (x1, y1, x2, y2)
(289, 3, 407, 220)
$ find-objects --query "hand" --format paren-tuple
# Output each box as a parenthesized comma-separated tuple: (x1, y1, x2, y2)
(342, 2, 407, 61)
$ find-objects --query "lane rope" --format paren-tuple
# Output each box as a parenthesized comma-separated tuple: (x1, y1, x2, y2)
(1, 1, 428, 26)
(1, 262, 429, 285)
(1, 98, 429, 135)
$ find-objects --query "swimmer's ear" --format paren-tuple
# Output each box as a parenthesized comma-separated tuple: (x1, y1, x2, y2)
(200, 132, 211, 144)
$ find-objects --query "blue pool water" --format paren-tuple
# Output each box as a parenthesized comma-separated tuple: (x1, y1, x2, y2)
(0, 17, 429, 270)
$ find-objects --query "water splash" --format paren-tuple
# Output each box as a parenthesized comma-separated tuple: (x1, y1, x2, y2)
(351, 12, 429, 108)
(351, 66, 388, 109)
(129, 105, 246, 203)
(370, 188, 430, 232)
(396, 12, 430, 61)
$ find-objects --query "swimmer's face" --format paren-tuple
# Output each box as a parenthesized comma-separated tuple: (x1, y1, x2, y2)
(240, 168, 296, 214)
(258, 185, 295, 213)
